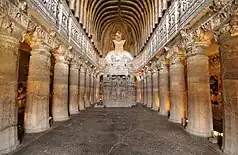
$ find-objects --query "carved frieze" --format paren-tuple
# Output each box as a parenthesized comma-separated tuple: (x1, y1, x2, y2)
(133, 0, 214, 70)
(4, 0, 99, 67)
(133, 0, 238, 71)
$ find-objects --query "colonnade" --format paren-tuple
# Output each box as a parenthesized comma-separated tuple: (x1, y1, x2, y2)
(136, 42, 214, 137)
(0, 24, 101, 154)
(135, 15, 238, 154)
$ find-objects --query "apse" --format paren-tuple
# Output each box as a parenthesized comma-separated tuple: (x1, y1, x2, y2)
(68, 0, 160, 56)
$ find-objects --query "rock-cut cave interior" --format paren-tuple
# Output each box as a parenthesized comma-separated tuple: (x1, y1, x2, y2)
(0, 0, 238, 154)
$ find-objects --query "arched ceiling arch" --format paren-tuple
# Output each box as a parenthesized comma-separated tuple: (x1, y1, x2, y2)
(67, 0, 170, 57)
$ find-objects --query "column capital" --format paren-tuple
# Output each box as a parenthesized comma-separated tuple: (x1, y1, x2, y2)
(94, 70, 100, 76)
(179, 28, 213, 57)
(159, 56, 169, 69)
(215, 12, 238, 43)
(151, 60, 159, 73)
(142, 70, 147, 78)
(91, 67, 97, 77)
(53, 44, 70, 64)
(185, 43, 209, 57)
(85, 65, 93, 74)
(30, 43, 51, 58)
(64, 45, 74, 62)
(70, 53, 82, 69)
(165, 44, 185, 66)
(169, 52, 185, 66)
(23, 24, 57, 49)
(80, 64, 87, 73)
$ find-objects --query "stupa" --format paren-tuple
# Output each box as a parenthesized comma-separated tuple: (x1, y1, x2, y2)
(103, 31, 135, 107)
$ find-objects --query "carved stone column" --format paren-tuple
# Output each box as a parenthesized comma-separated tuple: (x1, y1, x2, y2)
(169, 54, 186, 123)
(24, 44, 51, 133)
(136, 77, 142, 103)
(93, 72, 98, 104)
(218, 17, 238, 154)
(0, 20, 23, 153)
(143, 72, 147, 105)
(69, 59, 79, 114)
(85, 67, 91, 108)
(186, 44, 212, 137)
(159, 60, 170, 116)
(95, 73, 100, 103)
(135, 73, 140, 103)
(93, 74, 96, 104)
(90, 72, 94, 105)
(152, 68, 159, 111)
(147, 69, 153, 108)
(139, 78, 143, 103)
(78, 64, 86, 110)
(141, 74, 144, 104)
(52, 49, 69, 121)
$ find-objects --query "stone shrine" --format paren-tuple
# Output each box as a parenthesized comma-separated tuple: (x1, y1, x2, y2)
(1, 0, 238, 154)
(103, 31, 135, 107)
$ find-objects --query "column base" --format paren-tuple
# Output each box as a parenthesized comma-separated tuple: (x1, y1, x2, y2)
(85, 101, 91, 108)
(70, 110, 80, 115)
(222, 148, 235, 155)
(169, 118, 182, 124)
(186, 128, 212, 137)
(151, 107, 158, 111)
(0, 141, 19, 154)
(25, 125, 50, 134)
(146, 104, 152, 108)
(53, 116, 69, 122)
(159, 111, 168, 116)
(79, 107, 86, 111)
(0, 126, 19, 154)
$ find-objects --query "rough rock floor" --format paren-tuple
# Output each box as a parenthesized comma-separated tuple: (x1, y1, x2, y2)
(12, 105, 223, 155)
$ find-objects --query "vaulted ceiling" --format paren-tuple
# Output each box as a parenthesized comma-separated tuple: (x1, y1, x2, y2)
(67, 0, 170, 57)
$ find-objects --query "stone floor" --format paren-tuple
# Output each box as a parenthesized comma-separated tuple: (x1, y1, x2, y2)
(12, 105, 223, 155)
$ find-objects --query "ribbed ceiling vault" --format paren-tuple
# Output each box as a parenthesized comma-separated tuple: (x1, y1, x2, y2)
(68, 0, 170, 57)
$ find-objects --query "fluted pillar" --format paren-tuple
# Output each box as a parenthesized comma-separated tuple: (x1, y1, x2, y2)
(69, 60, 79, 114)
(147, 70, 153, 108)
(78, 65, 86, 110)
(0, 23, 23, 153)
(169, 54, 186, 123)
(52, 51, 69, 121)
(159, 61, 170, 116)
(152, 68, 159, 111)
(85, 67, 91, 107)
(186, 44, 212, 137)
(25, 44, 51, 133)
(218, 18, 238, 154)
